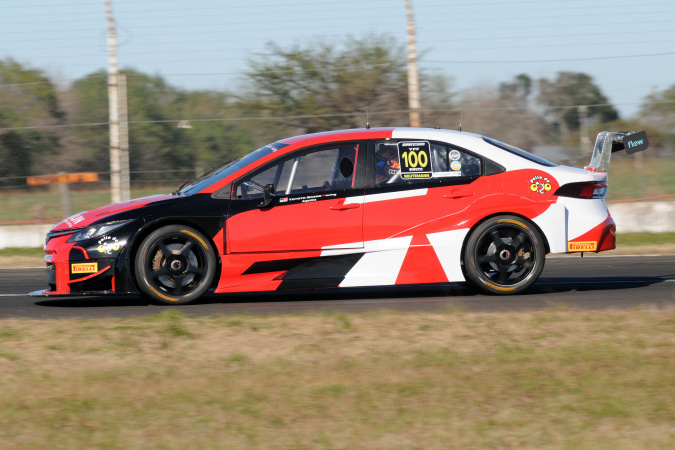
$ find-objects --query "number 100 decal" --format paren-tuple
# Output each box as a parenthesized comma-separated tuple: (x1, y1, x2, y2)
(398, 141, 432, 179)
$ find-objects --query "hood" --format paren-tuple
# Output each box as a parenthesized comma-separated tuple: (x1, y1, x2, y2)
(51, 194, 176, 232)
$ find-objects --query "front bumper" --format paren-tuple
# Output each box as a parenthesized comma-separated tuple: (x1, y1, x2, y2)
(39, 233, 138, 297)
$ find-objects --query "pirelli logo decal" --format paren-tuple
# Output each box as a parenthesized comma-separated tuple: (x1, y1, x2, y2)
(568, 241, 598, 252)
(71, 263, 98, 274)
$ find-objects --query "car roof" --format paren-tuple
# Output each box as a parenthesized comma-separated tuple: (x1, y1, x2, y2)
(277, 127, 511, 164)
(278, 127, 395, 147)
(201, 127, 553, 194)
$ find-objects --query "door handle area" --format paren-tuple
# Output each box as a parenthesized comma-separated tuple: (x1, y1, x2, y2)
(330, 203, 361, 210)
(444, 190, 474, 199)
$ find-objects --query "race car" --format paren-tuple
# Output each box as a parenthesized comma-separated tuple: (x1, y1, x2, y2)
(33, 127, 648, 304)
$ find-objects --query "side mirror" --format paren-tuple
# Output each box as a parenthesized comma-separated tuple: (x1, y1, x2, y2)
(257, 183, 275, 208)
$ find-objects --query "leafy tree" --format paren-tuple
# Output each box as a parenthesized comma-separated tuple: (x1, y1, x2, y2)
(171, 90, 255, 170)
(240, 35, 421, 133)
(420, 73, 456, 128)
(0, 59, 64, 184)
(462, 84, 551, 151)
(640, 86, 675, 133)
(499, 73, 533, 110)
(65, 70, 255, 183)
(66, 70, 189, 177)
(537, 72, 619, 137)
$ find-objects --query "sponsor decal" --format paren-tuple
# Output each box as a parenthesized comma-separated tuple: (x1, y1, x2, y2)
(283, 193, 338, 204)
(398, 141, 432, 179)
(449, 149, 461, 161)
(71, 262, 98, 274)
(97, 236, 121, 255)
(450, 161, 462, 171)
(568, 241, 598, 252)
(623, 131, 649, 155)
(529, 175, 552, 194)
(65, 215, 85, 228)
(433, 172, 462, 178)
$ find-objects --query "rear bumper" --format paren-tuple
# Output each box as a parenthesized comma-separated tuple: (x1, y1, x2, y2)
(567, 215, 616, 252)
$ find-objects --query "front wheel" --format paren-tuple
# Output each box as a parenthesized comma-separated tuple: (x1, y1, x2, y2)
(464, 216, 545, 295)
(134, 225, 216, 305)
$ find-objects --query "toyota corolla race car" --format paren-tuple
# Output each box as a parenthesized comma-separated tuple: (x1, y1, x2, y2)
(33, 127, 648, 304)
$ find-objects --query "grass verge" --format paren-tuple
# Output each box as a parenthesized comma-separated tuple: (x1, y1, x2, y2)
(616, 232, 675, 247)
(0, 247, 45, 258)
(0, 309, 674, 448)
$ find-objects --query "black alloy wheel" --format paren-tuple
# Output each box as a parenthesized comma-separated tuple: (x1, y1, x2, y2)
(135, 225, 216, 304)
(464, 215, 545, 294)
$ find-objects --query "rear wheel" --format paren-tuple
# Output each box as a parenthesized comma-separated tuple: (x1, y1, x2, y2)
(134, 225, 216, 305)
(464, 216, 545, 294)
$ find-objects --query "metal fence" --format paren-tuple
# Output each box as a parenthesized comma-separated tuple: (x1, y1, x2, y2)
(0, 170, 195, 224)
(1, 146, 673, 225)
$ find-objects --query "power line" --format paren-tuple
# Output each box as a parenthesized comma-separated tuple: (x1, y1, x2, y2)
(425, 51, 675, 64)
(3, 9, 675, 36)
(2, 2, 672, 24)
(2, 46, 674, 90)
(0, 0, 390, 12)
(11, 34, 675, 65)
(2, 99, 674, 133)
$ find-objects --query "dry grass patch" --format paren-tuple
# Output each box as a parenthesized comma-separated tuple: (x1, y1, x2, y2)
(0, 308, 674, 448)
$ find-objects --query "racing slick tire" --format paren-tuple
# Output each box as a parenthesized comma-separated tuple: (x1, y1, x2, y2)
(134, 225, 216, 305)
(464, 215, 545, 295)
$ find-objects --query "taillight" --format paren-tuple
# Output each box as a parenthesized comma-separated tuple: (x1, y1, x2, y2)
(554, 181, 607, 199)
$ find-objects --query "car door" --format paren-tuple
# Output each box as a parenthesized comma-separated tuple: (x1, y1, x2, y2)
(226, 141, 366, 253)
(336, 139, 486, 287)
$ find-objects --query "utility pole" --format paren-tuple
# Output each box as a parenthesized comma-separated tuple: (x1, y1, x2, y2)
(578, 105, 591, 155)
(119, 74, 130, 201)
(404, 0, 421, 127)
(104, 0, 122, 203)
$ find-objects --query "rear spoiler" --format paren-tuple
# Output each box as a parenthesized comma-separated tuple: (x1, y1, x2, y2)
(586, 131, 649, 172)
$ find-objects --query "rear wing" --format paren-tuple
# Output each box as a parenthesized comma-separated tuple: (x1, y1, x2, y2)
(586, 131, 649, 172)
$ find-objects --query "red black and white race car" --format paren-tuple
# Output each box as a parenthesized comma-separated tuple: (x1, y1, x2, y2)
(33, 127, 648, 304)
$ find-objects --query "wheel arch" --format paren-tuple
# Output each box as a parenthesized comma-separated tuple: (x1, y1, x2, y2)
(127, 218, 222, 291)
(459, 212, 551, 271)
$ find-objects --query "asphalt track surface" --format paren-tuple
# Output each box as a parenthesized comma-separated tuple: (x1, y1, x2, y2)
(0, 255, 673, 319)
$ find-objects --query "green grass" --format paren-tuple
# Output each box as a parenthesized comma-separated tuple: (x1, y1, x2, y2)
(0, 247, 45, 258)
(0, 309, 674, 448)
(604, 155, 675, 201)
(0, 186, 171, 223)
(616, 232, 675, 246)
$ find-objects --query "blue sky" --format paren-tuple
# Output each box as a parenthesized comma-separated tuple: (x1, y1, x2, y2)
(1, 0, 674, 118)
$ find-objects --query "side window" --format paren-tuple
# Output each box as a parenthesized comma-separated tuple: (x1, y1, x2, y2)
(373, 140, 480, 186)
(431, 144, 481, 178)
(374, 142, 402, 185)
(234, 160, 294, 199)
(235, 144, 358, 199)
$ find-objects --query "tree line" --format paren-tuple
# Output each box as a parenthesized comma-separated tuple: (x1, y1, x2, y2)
(0, 35, 672, 188)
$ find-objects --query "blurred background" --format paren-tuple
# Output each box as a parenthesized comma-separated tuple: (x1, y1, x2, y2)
(1, 0, 674, 223)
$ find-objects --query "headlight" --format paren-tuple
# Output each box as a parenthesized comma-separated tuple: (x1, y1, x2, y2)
(67, 220, 134, 242)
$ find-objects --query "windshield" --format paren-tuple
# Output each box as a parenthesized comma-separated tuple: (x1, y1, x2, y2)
(179, 142, 289, 195)
(482, 136, 557, 167)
